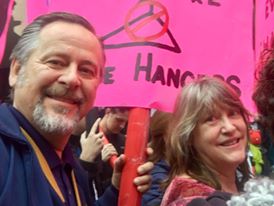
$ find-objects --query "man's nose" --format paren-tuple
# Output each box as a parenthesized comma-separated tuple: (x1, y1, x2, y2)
(58, 65, 80, 88)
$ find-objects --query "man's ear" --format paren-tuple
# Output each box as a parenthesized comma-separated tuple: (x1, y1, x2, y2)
(9, 58, 21, 87)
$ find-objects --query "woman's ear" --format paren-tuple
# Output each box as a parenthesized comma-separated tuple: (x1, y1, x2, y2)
(9, 58, 21, 87)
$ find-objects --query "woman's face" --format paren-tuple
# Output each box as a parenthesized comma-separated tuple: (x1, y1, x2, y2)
(192, 106, 248, 173)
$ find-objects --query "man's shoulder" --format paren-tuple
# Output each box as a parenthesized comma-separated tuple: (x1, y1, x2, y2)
(0, 104, 15, 131)
(0, 103, 15, 124)
(0, 103, 27, 144)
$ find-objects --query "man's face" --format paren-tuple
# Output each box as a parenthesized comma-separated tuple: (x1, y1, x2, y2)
(105, 111, 129, 134)
(10, 21, 104, 135)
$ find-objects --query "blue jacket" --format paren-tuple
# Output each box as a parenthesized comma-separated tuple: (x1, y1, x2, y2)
(0, 103, 118, 206)
(141, 159, 170, 206)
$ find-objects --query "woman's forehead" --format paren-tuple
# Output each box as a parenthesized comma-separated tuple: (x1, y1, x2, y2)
(199, 102, 238, 117)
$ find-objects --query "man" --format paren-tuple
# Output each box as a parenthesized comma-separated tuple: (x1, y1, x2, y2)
(70, 115, 104, 200)
(0, 12, 153, 206)
(99, 107, 129, 160)
(70, 107, 129, 198)
(96, 107, 129, 195)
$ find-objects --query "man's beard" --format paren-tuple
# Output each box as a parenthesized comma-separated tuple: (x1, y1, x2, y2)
(33, 99, 80, 134)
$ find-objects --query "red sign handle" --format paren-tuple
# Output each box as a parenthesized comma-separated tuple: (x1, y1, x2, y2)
(118, 108, 150, 206)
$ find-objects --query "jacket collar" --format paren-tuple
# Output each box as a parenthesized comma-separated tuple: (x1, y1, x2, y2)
(0, 103, 80, 169)
(0, 103, 28, 144)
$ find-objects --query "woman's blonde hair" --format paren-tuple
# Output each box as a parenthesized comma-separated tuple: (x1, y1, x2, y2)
(166, 76, 250, 190)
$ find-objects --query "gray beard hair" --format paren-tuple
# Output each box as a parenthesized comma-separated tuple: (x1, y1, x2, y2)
(33, 99, 80, 134)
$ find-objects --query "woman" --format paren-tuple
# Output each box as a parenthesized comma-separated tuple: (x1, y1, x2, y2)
(161, 77, 251, 206)
(142, 110, 172, 206)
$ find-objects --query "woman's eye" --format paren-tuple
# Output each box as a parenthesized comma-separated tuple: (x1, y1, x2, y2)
(204, 115, 217, 123)
(206, 116, 214, 122)
(229, 110, 240, 117)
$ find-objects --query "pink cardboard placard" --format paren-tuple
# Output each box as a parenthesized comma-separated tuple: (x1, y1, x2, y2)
(27, 0, 255, 113)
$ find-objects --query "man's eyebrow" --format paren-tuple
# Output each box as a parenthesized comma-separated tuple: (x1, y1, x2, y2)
(81, 60, 98, 68)
(42, 53, 98, 67)
(40, 52, 69, 61)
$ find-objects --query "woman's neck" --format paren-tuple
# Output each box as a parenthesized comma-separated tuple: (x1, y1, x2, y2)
(217, 172, 238, 194)
(208, 164, 239, 194)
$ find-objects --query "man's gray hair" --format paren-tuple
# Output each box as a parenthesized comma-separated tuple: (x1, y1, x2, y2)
(10, 12, 105, 69)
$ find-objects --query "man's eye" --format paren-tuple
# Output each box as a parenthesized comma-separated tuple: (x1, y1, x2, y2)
(47, 59, 65, 67)
(79, 67, 97, 78)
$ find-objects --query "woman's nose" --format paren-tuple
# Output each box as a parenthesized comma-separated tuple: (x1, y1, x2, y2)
(221, 116, 236, 134)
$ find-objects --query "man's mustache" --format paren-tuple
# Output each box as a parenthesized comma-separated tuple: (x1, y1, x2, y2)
(45, 85, 84, 104)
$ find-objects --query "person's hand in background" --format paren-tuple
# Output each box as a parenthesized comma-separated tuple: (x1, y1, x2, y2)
(80, 118, 104, 162)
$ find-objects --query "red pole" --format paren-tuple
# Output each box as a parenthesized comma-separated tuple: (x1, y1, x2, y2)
(118, 108, 150, 206)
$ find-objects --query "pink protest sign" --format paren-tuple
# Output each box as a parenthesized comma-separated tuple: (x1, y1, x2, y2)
(255, 0, 274, 63)
(0, 0, 15, 66)
(27, 0, 254, 113)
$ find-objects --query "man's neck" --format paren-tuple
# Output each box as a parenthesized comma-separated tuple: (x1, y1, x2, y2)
(40, 131, 71, 158)
(55, 149, 63, 158)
